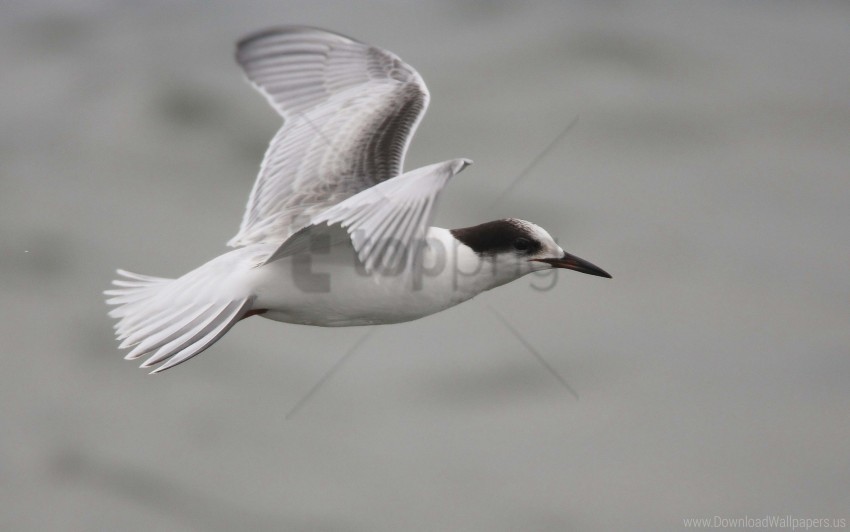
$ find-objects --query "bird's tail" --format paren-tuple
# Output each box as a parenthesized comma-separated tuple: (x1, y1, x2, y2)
(104, 264, 253, 374)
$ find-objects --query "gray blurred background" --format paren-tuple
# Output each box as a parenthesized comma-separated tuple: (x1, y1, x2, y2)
(2, 1, 849, 530)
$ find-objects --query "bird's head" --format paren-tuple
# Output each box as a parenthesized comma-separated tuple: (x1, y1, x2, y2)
(450, 218, 611, 286)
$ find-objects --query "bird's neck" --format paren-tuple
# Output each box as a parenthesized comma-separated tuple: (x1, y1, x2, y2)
(425, 228, 524, 297)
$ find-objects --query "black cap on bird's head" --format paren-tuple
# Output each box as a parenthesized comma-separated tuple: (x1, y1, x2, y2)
(451, 218, 611, 279)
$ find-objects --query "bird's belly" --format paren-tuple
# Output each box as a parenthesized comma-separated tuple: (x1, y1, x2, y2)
(251, 254, 471, 327)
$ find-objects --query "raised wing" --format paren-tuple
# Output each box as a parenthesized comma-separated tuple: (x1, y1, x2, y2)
(228, 26, 430, 248)
(267, 158, 472, 274)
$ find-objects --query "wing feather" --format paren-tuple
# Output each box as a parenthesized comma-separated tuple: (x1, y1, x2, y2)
(229, 26, 430, 248)
(266, 158, 472, 274)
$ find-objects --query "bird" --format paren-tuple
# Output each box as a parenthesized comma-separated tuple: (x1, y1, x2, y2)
(105, 26, 611, 374)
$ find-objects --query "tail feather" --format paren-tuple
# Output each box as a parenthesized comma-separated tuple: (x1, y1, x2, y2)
(112, 300, 194, 340)
(105, 266, 253, 374)
(117, 303, 196, 349)
(123, 302, 216, 360)
(145, 299, 251, 373)
(115, 305, 192, 349)
(114, 269, 170, 282)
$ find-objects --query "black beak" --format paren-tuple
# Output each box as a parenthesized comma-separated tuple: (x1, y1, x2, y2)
(533, 251, 612, 279)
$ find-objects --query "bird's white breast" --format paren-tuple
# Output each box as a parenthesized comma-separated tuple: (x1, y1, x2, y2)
(251, 228, 491, 326)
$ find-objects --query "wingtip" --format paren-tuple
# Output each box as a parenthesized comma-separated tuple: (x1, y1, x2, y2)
(446, 158, 472, 176)
(235, 25, 358, 57)
(457, 158, 473, 171)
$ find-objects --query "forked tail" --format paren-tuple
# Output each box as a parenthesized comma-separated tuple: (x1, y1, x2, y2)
(104, 268, 252, 373)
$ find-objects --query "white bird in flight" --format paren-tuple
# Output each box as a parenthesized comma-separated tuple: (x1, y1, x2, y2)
(105, 26, 611, 373)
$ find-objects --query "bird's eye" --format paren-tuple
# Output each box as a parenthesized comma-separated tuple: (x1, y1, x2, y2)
(513, 238, 530, 252)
